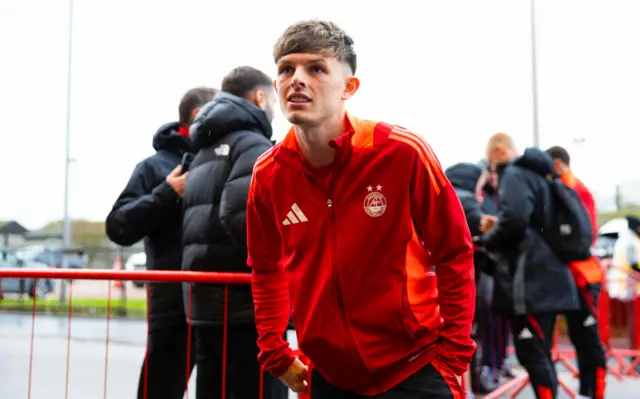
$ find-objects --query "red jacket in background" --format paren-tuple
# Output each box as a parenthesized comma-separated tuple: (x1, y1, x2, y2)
(246, 114, 476, 395)
(560, 171, 602, 285)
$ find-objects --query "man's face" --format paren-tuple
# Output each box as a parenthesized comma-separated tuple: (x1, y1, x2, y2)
(275, 53, 356, 127)
(552, 158, 564, 175)
(486, 143, 511, 166)
(262, 89, 277, 123)
(252, 88, 277, 123)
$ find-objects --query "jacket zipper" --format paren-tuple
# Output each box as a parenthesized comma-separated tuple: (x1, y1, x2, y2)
(327, 184, 379, 392)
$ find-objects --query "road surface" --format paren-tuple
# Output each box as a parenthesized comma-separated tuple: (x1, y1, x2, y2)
(1, 314, 639, 398)
(52, 280, 147, 301)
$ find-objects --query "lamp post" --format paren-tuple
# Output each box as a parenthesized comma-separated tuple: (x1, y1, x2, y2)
(61, 0, 74, 303)
(530, 0, 540, 147)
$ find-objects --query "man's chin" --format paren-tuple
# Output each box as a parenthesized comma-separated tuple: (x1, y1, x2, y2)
(287, 113, 314, 126)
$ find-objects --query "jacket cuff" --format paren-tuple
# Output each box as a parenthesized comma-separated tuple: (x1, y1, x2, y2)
(269, 352, 297, 378)
(153, 181, 179, 203)
(436, 341, 475, 376)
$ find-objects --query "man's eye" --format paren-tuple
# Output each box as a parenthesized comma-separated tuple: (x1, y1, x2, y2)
(310, 66, 324, 73)
(279, 66, 293, 75)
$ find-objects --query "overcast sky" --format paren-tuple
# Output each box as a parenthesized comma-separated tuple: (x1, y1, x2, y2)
(2, 0, 639, 230)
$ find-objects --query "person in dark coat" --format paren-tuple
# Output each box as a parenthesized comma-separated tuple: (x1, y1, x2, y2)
(182, 66, 286, 399)
(106, 87, 217, 399)
(446, 162, 497, 394)
(476, 133, 580, 399)
(476, 162, 515, 385)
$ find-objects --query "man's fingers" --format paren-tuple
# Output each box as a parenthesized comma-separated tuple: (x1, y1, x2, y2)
(168, 165, 182, 177)
(293, 380, 309, 393)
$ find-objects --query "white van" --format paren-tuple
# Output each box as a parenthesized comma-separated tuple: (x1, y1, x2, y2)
(124, 252, 146, 288)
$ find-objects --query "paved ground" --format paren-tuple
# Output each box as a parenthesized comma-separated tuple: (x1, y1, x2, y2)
(1, 314, 639, 399)
(52, 279, 147, 300)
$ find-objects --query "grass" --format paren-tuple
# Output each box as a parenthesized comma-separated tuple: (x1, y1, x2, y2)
(0, 297, 147, 318)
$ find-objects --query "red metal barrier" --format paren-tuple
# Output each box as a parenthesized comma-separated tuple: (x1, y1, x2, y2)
(0, 268, 271, 399)
(481, 260, 640, 399)
(2, 265, 640, 399)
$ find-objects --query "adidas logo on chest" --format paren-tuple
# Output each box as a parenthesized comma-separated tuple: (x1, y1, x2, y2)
(282, 203, 308, 226)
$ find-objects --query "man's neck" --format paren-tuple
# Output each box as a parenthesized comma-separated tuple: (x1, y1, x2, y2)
(295, 112, 346, 167)
(560, 165, 572, 176)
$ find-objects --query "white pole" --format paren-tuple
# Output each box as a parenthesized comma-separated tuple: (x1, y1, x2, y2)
(62, 0, 74, 251)
(530, 0, 540, 147)
(60, 0, 74, 303)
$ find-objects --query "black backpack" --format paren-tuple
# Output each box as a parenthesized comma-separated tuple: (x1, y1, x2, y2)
(542, 176, 594, 263)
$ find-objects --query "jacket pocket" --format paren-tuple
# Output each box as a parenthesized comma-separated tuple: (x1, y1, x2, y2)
(398, 282, 418, 339)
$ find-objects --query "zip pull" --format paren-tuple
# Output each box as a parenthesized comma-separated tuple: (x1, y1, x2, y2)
(327, 199, 333, 207)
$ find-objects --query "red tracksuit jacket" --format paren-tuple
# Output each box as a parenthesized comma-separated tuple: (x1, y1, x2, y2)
(246, 114, 476, 395)
(560, 171, 602, 286)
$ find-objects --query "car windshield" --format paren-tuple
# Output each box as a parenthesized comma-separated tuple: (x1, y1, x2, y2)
(593, 234, 618, 259)
(0, 249, 21, 266)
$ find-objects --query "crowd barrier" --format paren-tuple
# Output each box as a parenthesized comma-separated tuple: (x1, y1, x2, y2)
(0, 264, 639, 399)
(477, 259, 640, 399)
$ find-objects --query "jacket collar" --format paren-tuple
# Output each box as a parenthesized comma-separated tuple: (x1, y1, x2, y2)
(274, 112, 374, 169)
(559, 170, 577, 187)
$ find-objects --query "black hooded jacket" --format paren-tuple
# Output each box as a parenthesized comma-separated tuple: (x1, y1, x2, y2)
(446, 162, 497, 281)
(446, 162, 484, 236)
(182, 92, 273, 325)
(480, 148, 580, 315)
(106, 122, 191, 330)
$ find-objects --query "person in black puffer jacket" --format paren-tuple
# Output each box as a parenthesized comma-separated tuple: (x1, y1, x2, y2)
(106, 87, 217, 399)
(182, 66, 287, 399)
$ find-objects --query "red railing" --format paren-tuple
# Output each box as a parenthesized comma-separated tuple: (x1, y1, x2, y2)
(0, 269, 284, 399)
(2, 265, 640, 398)
(480, 260, 640, 399)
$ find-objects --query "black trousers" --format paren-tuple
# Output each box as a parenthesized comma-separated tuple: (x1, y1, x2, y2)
(310, 360, 462, 398)
(565, 284, 607, 399)
(511, 312, 557, 399)
(136, 323, 195, 399)
(193, 323, 288, 399)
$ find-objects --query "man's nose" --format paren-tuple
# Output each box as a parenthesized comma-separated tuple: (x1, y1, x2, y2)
(291, 68, 307, 89)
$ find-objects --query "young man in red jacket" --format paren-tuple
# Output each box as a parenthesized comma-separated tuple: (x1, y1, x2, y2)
(546, 146, 607, 399)
(246, 19, 476, 398)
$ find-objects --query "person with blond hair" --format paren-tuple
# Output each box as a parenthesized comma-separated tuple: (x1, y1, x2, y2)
(475, 133, 581, 399)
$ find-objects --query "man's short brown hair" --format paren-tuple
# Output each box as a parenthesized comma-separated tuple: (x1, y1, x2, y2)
(179, 87, 218, 126)
(546, 146, 571, 166)
(273, 20, 357, 74)
(222, 66, 272, 100)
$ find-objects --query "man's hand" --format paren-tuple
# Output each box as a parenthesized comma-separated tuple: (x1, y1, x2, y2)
(279, 358, 309, 393)
(480, 214, 498, 233)
(166, 165, 188, 197)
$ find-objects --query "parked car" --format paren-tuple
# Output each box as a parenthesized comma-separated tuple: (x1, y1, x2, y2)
(593, 217, 628, 259)
(124, 252, 146, 288)
(18, 244, 86, 269)
(0, 246, 54, 299)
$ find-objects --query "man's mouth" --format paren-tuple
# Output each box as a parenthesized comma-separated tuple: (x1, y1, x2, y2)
(287, 94, 311, 103)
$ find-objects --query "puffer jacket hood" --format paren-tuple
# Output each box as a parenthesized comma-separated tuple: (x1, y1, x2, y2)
(189, 92, 273, 152)
(445, 162, 483, 193)
(513, 147, 554, 177)
(152, 121, 192, 154)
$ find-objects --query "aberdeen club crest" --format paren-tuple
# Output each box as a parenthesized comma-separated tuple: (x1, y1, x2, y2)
(363, 185, 387, 217)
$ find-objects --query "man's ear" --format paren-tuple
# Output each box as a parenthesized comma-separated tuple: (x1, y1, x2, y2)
(191, 107, 201, 123)
(273, 80, 277, 91)
(342, 77, 360, 100)
(253, 89, 266, 110)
